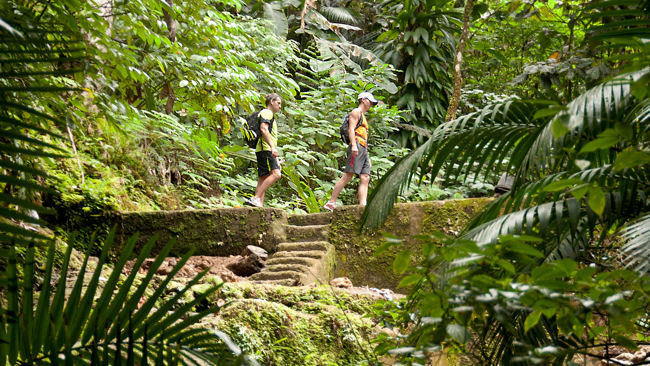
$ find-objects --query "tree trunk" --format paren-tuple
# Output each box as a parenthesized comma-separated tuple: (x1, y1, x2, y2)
(445, 0, 475, 122)
(163, 0, 176, 114)
(566, 18, 575, 101)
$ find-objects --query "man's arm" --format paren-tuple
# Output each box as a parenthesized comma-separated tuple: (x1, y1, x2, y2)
(348, 109, 360, 157)
(260, 122, 278, 157)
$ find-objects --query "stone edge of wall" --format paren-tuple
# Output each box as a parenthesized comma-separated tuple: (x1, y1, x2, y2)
(110, 207, 287, 257)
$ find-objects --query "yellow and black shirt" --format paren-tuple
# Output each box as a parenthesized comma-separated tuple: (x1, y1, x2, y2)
(255, 108, 276, 152)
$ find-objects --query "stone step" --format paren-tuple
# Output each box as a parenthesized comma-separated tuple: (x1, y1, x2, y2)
(287, 212, 332, 226)
(250, 239, 336, 287)
(249, 270, 304, 282)
(285, 225, 328, 242)
(271, 250, 325, 259)
(265, 263, 312, 274)
(277, 241, 330, 252)
(266, 257, 319, 267)
(250, 279, 297, 286)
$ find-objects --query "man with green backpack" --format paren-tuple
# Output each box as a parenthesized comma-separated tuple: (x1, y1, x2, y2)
(243, 93, 283, 208)
(323, 92, 378, 211)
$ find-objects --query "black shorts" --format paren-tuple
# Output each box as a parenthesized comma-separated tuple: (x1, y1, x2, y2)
(256, 151, 280, 177)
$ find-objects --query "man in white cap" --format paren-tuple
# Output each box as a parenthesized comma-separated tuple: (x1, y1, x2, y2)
(324, 92, 378, 211)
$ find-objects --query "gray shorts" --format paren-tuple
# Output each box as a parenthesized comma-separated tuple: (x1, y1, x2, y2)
(345, 142, 371, 175)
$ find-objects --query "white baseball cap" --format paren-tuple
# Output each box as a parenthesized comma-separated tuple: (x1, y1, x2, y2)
(358, 92, 378, 105)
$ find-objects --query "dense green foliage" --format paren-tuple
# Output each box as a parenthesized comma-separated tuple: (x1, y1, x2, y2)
(9, 0, 601, 226)
(376, 0, 461, 147)
(4, 0, 644, 219)
(465, 1, 600, 101)
(374, 233, 650, 364)
(8, 0, 413, 220)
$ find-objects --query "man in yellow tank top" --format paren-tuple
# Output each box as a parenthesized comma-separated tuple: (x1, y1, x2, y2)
(324, 92, 378, 211)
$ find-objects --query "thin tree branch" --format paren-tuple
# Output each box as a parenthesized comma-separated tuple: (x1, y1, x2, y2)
(66, 123, 84, 185)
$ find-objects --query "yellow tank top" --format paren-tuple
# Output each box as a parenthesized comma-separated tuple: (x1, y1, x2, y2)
(355, 113, 369, 147)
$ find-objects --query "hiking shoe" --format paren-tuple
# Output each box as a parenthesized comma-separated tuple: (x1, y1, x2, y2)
(323, 202, 337, 212)
(245, 197, 262, 208)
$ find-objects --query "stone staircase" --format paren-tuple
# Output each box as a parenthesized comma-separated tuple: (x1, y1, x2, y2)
(249, 212, 335, 286)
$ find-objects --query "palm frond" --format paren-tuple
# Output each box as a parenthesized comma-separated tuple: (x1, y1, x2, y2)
(362, 138, 434, 228)
(365, 68, 649, 230)
(0, 229, 245, 364)
(0, 18, 82, 247)
(622, 213, 650, 274)
(371, 3, 649, 365)
(363, 100, 539, 228)
(463, 166, 647, 253)
(586, 0, 650, 41)
(320, 6, 359, 25)
(636, 99, 650, 132)
(559, 70, 646, 141)
(0, 17, 22, 36)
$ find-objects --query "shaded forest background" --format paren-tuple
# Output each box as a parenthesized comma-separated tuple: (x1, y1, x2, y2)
(1, 0, 649, 364)
(5, 0, 620, 221)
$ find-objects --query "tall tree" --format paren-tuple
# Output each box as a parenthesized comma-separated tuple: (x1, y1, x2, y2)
(162, 0, 177, 114)
(445, 0, 475, 121)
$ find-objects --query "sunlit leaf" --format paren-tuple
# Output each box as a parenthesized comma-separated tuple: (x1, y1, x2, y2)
(393, 250, 411, 274)
(446, 324, 470, 343)
(579, 136, 619, 153)
(613, 150, 650, 172)
(587, 186, 605, 216)
(543, 178, 584, 192)
(524, 310, 542, 333)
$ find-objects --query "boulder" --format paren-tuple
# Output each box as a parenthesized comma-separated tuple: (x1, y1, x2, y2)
(330, 277, 352, 288)
(227, 246, 268, 276)
(241, 245, 268, 261)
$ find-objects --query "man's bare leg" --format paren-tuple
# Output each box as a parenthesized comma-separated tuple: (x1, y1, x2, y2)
(254, 169, 281, 206)
(327, 172, 355, 204)
(358, 173, 370, 206)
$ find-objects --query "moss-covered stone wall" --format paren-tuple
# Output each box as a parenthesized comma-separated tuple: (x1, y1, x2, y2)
(329, 198, 491, 290)
(112, 208, 287, 257)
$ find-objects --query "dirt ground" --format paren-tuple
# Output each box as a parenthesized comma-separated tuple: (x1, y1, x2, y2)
(123, 255, 248, 283)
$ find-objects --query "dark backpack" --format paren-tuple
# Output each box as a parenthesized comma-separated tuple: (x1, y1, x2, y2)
(340, 113, 363, 144)
(241, 111, 273, 148)
(339, 114, 352, 144)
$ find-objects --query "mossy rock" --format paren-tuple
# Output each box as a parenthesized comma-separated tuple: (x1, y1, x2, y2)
(329, 198, 491, 290)
(199, 282, 380, 366)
